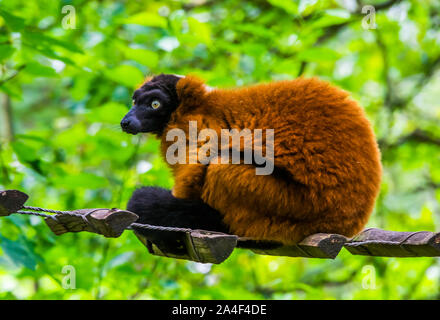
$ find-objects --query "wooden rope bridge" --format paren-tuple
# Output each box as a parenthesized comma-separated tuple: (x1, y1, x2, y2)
(1, 189, 440, 264)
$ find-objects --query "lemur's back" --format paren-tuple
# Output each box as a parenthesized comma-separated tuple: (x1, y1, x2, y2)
(204, 77, 381, 187)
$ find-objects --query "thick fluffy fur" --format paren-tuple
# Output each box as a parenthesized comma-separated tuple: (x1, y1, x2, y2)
(127, 186, 228, 233)
(124, 74, 382, 244)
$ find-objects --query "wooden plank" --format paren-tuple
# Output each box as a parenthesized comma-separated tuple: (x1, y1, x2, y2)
(5, 189, 440, 260)
(133, 228, 238, 264)
(189, 230, 238, 264)
(133, 228, 194, 261)
(0, 190, 29, 216)
(344, 228, 440, 257)
(237, 233, 347, 259)
(45, 209, 138, 238)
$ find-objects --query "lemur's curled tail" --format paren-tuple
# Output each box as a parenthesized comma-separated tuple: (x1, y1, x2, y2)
(127, 187, 229, 234)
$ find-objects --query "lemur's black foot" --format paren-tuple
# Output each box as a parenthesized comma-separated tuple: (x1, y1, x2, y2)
(127, 186, 229, 233)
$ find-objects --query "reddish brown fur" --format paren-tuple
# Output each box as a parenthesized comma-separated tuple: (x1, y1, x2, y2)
(158, 75, 382, 243)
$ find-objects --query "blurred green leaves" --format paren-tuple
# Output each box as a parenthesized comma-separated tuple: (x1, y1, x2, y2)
(124, 48, 159, 68)
(0, 8, 25, 31)
(24, 62, 57, 77)
(0, 44, 15, 61)
(0, 235, 41, 270)
(124, 11, 168, 28)
(297, 47, 340, 62)
(104, 65, 144, 87)
(0, 0, 439, 300)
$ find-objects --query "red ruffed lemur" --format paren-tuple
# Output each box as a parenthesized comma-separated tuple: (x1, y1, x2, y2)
(121, 74, 382, 244)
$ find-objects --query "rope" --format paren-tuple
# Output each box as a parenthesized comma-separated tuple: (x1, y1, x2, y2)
(13, 205, 194, 233)
(16, 210, 56, 220)
(129, 222, 192, 233)
(398, 231, 427, 245)
(23, 206, 71, 215)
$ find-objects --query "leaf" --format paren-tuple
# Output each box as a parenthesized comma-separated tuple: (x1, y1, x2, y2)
(104, 64, 145, 87)
(0, 235, 38, 270)
(272, 60, 301, 75)
(267, 0, 298, 15)
(124, 48, 159, 68)
(70, 74, 93, 101)
(235, 24, 277, 39)
(297, 47, 340, 62)
(14, 134, 51, 144)
(0, 8, 25, 31)
(57, 172, 109, 189)
(24, 61, 57, 77)
(86, 102, 129, 123)
(21, 31, 81, 65)
(298, 0, 318, 15)
(124, 12, 167, 28)
(188, 17, 212, 45)
(311, 9, 352, 29)
(0, 44, 15, 61)
(107, 252, 134, 269)
(0, 81, 22, 99)
(12, 141, 39, 163)
(29, 46, 76, 66)
(22, 31, 83, 54)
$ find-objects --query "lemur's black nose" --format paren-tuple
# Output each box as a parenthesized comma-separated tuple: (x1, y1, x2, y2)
(121, 119, 131, 129)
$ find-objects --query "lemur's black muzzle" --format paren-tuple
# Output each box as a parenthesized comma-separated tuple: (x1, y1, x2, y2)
(120, 109, 142, 134)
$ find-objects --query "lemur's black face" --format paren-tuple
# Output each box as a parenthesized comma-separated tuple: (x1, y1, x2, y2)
(120, 74, 181, 136)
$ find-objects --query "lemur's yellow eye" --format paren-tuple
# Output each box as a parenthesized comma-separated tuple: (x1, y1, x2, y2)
(151, 100, 161, 109)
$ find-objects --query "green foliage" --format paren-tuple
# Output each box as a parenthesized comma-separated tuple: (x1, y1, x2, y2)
(0, 0, 439, 300)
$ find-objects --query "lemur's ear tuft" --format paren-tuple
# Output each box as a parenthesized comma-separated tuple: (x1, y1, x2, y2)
(136, 75, 154, 89)
(175, 75, 208, 111)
